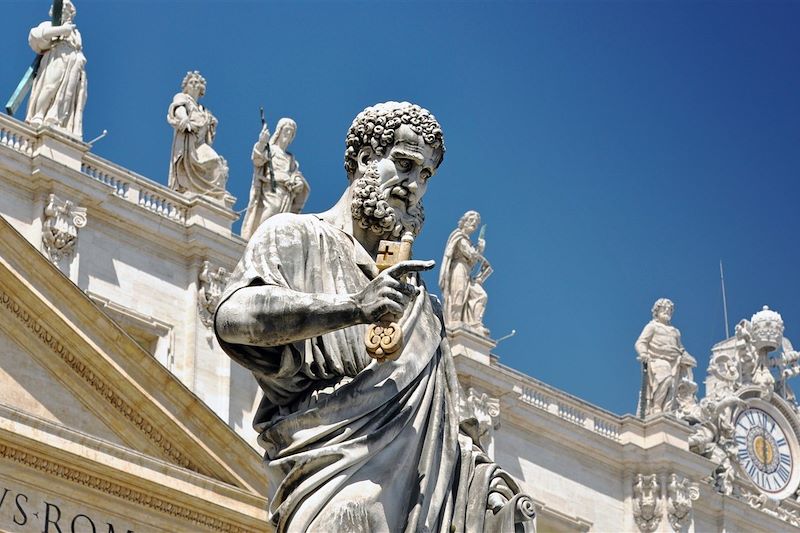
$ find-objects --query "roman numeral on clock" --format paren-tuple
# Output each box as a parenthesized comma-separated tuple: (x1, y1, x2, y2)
(738, 449, 749, 461)
(778, 464, 791, 483)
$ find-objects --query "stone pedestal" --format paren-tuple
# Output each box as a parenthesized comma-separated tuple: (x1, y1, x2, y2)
(447, 324, 496, 365)
(185, 193, 238, 236)
(33, 127, 89, 172)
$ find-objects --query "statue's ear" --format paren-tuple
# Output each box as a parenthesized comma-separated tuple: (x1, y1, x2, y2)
(356, 146, 375, 175)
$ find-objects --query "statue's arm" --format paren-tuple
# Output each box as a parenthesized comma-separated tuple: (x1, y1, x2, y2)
(252, 145, 269, 173)
(455, 236, 479, 263)
(215, 260, 430, 348)
(29, 22, 73, 53)
(215, 286, 363, 347)
(290, 171, 310, 212)
(30, 21, 74, 43)
(635, 322, 655, 362)
(169, 103, 191, 132)
(676, 329, 696, 365)
(251, 125, 271, 167)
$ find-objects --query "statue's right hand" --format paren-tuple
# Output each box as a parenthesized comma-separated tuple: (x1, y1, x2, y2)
(354, 260, 434, 323)
(259, 124, 271, 143)
(57, 23, 76, 35)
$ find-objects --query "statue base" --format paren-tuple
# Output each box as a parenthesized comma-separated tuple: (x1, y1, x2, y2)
(447, 324, 496, 366)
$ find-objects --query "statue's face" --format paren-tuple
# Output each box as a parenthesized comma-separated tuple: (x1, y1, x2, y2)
(184, 77, 204, 100)
(350, 124, 436, 239)
(464, 214, 479, 234)
(278, 125, 295, 148)
(359, 124, 438, 216)
(656, 306, 673, 324)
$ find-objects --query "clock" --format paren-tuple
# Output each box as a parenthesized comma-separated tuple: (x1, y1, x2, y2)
(734, 401, 800, 500)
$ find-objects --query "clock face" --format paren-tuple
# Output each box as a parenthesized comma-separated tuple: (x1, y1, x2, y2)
(735, 407, 795, 498)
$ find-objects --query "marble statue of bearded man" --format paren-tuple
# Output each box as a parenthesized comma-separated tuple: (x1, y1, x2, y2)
(635, 298, 697, 417)
(215, 102, 535, 532)
(26, 0, 87, 139)
(439, 210, 490, 335)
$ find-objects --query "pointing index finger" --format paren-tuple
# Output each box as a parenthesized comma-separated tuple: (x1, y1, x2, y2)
(384, 259, 436, 280)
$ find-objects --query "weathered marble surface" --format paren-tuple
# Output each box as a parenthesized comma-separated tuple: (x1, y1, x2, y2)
(684, 306, 800, 500)
(215, 102, 534, 532)
(241, 118, 310, 240)
(167, 71, 229, 200)
(41, 192, 86, 264)
(635, 298, 697, 417)
(25, 0, 87, 139)
(439, 210, 492, 336)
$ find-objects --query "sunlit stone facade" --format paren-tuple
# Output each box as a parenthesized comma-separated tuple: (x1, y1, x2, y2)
(2, 113, 798, 531)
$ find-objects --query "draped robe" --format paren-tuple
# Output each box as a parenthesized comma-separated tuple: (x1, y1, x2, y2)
(215, 213, 534, 532)
(439, 229, 488, 329)
(26, 21, 87, 138)
(240, 146, 309, 241)
(167, 93, 228, 198)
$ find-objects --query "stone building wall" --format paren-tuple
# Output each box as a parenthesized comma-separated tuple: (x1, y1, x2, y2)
(3, 113, 799, 531)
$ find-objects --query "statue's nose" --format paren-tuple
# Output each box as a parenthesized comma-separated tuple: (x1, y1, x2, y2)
(405, 178, 420, 202)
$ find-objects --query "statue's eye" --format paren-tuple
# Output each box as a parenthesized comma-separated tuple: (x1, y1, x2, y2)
(395, 158, 412, 171)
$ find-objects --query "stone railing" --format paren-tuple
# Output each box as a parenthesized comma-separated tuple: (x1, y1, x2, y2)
(520, 384, 622, 442)
(80, 154, 188, 224)
(0, 114, 193, 226)
(0, 115, 37, 157)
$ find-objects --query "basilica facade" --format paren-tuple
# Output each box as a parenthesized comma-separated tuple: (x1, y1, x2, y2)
(2, 107, 799, 531)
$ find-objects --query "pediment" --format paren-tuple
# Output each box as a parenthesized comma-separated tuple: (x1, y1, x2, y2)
(0, 216, 267, 496)
(0, 326, 126, 447)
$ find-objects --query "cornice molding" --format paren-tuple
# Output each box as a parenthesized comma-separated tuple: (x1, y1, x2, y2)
(0, 442, 253, 533)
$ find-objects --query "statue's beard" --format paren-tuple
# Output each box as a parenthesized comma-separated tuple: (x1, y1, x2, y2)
(351, 166, 425, 239)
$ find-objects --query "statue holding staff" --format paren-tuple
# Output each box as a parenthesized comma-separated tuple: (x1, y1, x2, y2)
(241, 116, 310, 240)
(635, 298, 697, 417)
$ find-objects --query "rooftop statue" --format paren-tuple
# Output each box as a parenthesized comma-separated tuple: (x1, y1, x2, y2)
(241, 117, 310, 240)
(25, 0, 87, 139)
(635, 298, 697, 417)
(167, 71, 229, 201)
(439, 210, 492, 336)
(215, 102, 534, 532)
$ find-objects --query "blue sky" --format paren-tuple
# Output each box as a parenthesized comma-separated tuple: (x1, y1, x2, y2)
(4, 0, 799, 416)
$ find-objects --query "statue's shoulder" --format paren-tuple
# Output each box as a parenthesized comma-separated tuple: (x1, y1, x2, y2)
(170, 92, 193, 107)
(248, 212, 322, 242)
(30, 21, 52, 33)
(28, 21, 54, 51)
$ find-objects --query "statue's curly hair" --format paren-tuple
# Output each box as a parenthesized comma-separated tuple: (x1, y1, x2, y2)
(458, 210, 480, 231)
(181, 71, 207, 98)
(344, 102, 445, 178)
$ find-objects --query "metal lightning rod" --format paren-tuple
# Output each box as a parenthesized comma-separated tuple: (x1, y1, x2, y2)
(720, 260, 730, 339)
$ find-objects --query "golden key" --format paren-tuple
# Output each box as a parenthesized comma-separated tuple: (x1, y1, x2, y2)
(365, 234, 413, 362)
